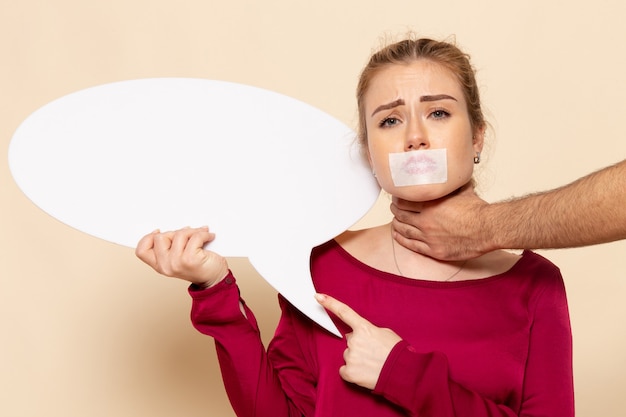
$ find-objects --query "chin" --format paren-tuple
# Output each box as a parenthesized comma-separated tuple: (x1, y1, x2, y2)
(386, 184, 448, 202)
(386, 180, 469, 202)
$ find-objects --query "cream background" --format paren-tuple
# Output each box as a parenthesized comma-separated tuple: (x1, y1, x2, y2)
(1, 1, 625, 416)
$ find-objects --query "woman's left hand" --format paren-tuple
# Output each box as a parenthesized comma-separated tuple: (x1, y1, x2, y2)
(315, 293, 402, 390)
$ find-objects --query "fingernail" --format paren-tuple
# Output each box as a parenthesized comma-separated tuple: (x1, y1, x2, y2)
(314, 293, 326, 303)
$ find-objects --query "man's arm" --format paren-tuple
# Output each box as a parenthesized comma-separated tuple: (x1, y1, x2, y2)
(391, 160, 626, 261)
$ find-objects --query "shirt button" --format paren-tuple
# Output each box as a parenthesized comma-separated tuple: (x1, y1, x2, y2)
(224, 277, 234, 284)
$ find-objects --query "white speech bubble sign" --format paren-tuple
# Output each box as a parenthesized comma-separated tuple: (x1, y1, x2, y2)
(8, 78, 380, 336)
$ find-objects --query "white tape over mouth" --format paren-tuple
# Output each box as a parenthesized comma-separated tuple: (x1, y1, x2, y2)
(389, 149, 448, 186)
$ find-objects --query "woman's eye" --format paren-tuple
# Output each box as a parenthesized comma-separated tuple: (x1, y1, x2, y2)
(379, 117, 399, 127)
(430, 109, 450, 119)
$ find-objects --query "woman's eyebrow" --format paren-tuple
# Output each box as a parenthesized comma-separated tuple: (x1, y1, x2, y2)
(420, 94, 457, 102)
(371, 99, 405, 117)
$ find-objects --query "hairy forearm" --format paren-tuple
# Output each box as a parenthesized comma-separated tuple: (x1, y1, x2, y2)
(486, 160, 626, 250)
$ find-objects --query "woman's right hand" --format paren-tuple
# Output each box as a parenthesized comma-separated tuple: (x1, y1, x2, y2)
(135, 226, 229, 288)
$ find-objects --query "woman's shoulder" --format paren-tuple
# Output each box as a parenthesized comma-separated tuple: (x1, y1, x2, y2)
(453, 249, 563, 284)
(465, 250, 522, 280)
(333, 225, 392, 266)
(334, 225, 388, 251)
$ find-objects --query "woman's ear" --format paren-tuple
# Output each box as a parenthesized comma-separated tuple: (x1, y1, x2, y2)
(472, 125, 486, 154)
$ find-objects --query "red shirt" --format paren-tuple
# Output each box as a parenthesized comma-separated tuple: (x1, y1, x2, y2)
(190, 240, 574, 416)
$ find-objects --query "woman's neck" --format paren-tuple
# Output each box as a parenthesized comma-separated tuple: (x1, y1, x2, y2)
(334, 222, 520, 282)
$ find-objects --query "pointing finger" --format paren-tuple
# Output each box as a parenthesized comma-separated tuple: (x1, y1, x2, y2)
(315, 293, 371, 330)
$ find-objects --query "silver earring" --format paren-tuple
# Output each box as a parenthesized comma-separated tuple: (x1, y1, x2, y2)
(474, 152, 481, 164)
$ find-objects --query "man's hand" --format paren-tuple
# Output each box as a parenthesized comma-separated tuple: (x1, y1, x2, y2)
(315, 293, 402, 390)
(390, 184, 492, 261)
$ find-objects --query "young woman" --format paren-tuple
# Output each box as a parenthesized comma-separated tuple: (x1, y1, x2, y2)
(136, 37, 574, 417)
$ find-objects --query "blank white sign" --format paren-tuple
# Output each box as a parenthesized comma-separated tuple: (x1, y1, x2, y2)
(8, 78, 380, 335)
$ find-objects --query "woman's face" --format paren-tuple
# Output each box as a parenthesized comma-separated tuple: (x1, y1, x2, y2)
(363, 59, 483, 202)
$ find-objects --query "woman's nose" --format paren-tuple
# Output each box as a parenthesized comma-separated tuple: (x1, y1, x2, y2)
(405, 120, 428, 150)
